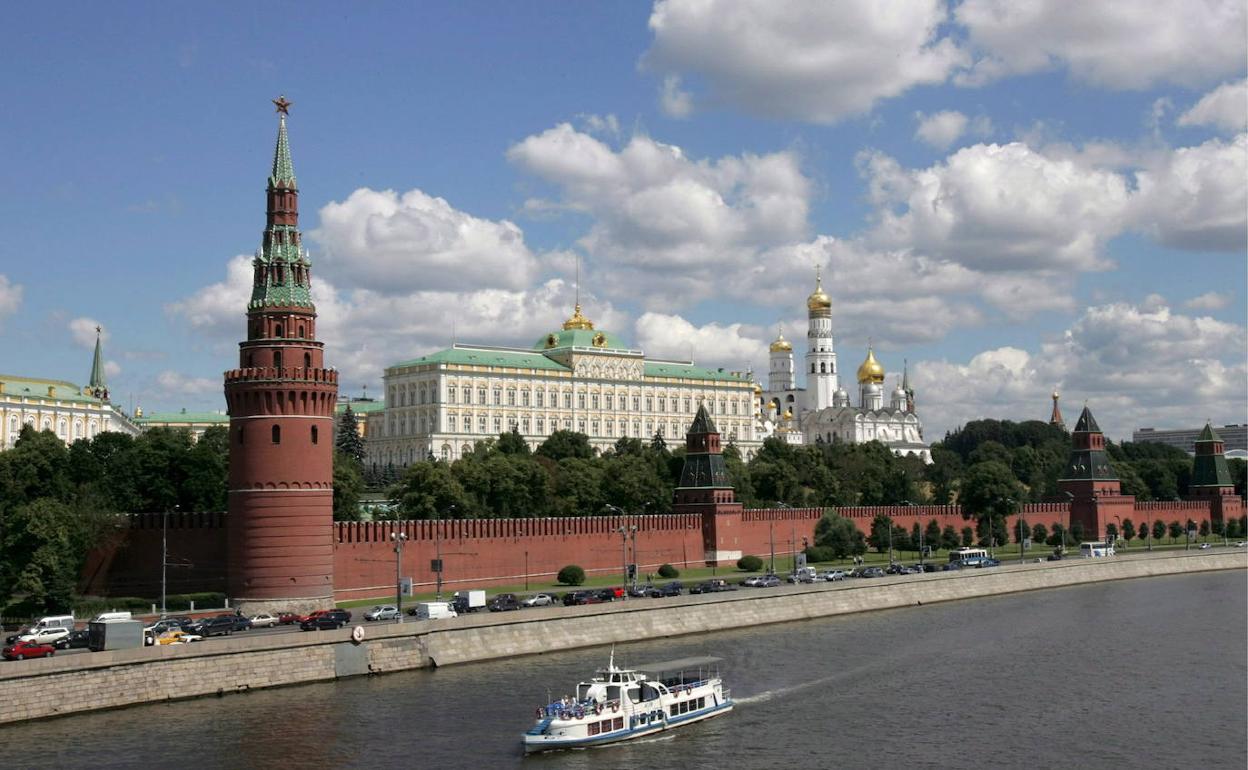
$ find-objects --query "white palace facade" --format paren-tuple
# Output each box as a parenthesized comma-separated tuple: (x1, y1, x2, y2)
(365, 304, 760, 467)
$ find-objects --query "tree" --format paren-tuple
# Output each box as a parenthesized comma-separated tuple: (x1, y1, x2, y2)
(657, 563, 679, 578)
(961, 526, 974, 547)
(910, 522, 922, 552)
(1015, 517, 1029, 544)
(1211, 518, 1224, 537)
(813, 512, 867, 559)
(1199, 519, 1210, 538)
(867, 514, 893, 553)
(925, 519, 942, 554)
(391, 461, 468, 520)
(0, 498, 82, 612)
(496, 427, 531, 456)
(536, 430, 594, 461)
(960, 461, 1024, 549)
(1152, 520, 1167, 542)
(737, 555, 764, 572)
(1167, 520, 1182, 543)
(332, 452, 365, 521)
(1069, 521, 1084, 545)
(1047, 523, 1066, 548)
(335, 406, 366, 463)
(1105, 522, 1118, 541)
(1032, 522, 1048, 546)
(1121, 518, 1135, 542)
(557, 565, 586, 586)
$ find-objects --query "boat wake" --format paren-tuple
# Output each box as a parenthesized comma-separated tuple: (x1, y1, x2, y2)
(734, 672, 846, 705)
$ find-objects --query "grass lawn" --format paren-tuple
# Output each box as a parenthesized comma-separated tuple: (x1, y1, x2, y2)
(336, 537, 1233, 609)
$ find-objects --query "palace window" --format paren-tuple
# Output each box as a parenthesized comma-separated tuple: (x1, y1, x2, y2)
(591, 420, 599, 436)
(493, 388, 502, 406)
(632, 420, 640, 437)
(606, 419, 614, 435)
(522, 418, 530, 433)
(448, 387, 456, 404)
(732, 400, 738, 415)
(478, 388, 487, 404)
(521, 390, 529, 406)
(536, 390, 544, 407)
(605, 394, 613, 410)
(645, 397, 653, 411)
(645, 420, 653, 435)
(536, 418, 545, 434)
(632, 396, 640, 411)
(508, 389, 516, 406)
(419, 386, 427, 404)
(493, 417, 502, 433)
(563, 418, 572, 431)
(448, 415, 457, 432)
(564, 392, 572, 409)
(684, 398, 691, 413)
(578, 419, 586, 433)
(591, 394, 599, 410)
(478, 415, 487, 433)
(578, 393, 586, 409)
(658, 397, 665, 412)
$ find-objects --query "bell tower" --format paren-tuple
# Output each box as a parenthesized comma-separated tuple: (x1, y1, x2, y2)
(224, 97, 338, 613)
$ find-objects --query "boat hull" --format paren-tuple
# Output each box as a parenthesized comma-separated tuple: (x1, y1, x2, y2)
(522, 700, 733, 754)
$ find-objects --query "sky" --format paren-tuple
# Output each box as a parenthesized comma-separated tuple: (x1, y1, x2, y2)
(0, 1, 1244, 441)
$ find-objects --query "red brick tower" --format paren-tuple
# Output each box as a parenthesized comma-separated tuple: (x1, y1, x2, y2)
(1187, 423, 1243, 527)
(224, 97, 338, 613)
(673, 404, 743, 565)
(1058, 405, 1133, 541)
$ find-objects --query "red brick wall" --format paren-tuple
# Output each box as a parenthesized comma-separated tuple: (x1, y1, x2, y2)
(79, 512, 227, 597)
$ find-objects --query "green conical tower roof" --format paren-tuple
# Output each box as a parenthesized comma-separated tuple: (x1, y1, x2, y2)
(688, 402, 718, 435)
(269, 112, 296, 188)
(88, 326, 108, 399)
(1191, 423, 1233, 488)
(1073, 406, 1100, 433)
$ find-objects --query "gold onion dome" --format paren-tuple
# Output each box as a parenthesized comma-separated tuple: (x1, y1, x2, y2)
(807, 272, 832, 313)
(769, 330, 792, 352)
(857, 347, 886, 384)
(562, 303, 594, 331)
(753, 382, 763, 395)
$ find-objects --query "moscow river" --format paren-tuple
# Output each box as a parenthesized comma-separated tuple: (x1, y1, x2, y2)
(4, 571, 1244, 769)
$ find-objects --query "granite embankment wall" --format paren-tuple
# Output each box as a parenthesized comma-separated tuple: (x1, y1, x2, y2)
(11, 549, 1244, 726)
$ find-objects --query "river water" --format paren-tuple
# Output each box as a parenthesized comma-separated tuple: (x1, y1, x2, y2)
(4, 572, 1244, 769)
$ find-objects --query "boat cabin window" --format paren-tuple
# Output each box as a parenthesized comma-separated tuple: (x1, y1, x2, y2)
(606, 685, 620, 701)
(626, 687, 641, 703)
(577, 684, 590, 700)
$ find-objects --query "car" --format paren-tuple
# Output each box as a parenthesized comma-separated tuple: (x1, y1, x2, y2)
(146, 618, 191, 635)
(942, 562, 965, 571)
(520, 593, 555, 608)
(221, 614, 253, 632)
(627, 584, 652, 598)
(690, 579, 736, 594)
(157, 630, 203, 645)
(819, 570, 846, 581)
(488, 594, 522, 612)
(363, 605, 400, 621)
(562, 591, 603, 606)
(18, 627, 71, 646)
(860, 567, 885, 578)
(300, 614, 347, 631)
(278, 612, 304, 625)
(4, 627, 32, 645)
(976, 558, 1001, 568)
(53, 629, 90, 650)
(652, 581, 683, 597)
(2, 640, 55, 661)
(758, 574, 781, 588)
(594, 588, 623, 603)
(740, 575, 765, 587)
(249, 612, 279, 628)
(1237, 541, 1247, 548)
(1199, 543, 1212, 549)
(192, 616, 237, 637)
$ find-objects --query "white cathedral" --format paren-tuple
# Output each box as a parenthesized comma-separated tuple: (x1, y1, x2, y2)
(756, 271, 931, 463)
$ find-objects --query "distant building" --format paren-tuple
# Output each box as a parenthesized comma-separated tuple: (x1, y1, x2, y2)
(334, 396, 383, 439)
(133, 408, 229, 441)
(1133, 424, 1247, 454)
(0, 329, 140, 448)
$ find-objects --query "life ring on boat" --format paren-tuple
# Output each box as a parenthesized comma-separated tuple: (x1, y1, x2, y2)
(536, 707, 544, 719)
(610, 701, 619, 713)
(574, 706, 584, 719)
(560, 711, 571, 721)
(594, 702, 603, 715)
(685, 686, 692, 695)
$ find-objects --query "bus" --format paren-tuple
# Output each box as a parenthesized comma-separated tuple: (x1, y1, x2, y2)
(948, 548, 989, 564)
(1079, 541, 1115, 558)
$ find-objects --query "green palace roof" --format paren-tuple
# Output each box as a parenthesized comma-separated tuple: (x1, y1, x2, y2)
(644, 361, 749, 383)
(392, 346, 571, 372)
(135, 411, 229, 424)
(336, 399, 385, 415)
(0, 374, 102, 404)
(532, 327, 631, 351)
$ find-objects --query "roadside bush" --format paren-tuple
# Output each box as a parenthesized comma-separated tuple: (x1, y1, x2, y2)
(737, 555, 763, 572)
(804, 546, 837, 564)
(657, 563, 679, 579)
(557, 565, 586, 586)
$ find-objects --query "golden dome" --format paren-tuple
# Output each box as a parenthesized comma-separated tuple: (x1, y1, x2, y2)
(769, 330, 792, 353)
(856, 347, 885, 384)
(753, 382, 763, 395)
(807, 270, 831, 313)
(562, 303, 594, 331)
(783, 407, 793, 420)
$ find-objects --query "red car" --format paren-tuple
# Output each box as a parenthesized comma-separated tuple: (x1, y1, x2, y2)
(3, 640, 55, 661)
(278, 612, 304, 625)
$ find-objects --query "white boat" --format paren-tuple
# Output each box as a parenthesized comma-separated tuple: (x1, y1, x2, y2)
(522, 653, 733, 753)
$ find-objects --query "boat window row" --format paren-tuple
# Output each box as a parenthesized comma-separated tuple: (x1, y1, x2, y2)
(670, 696, 706, 717)
(586, 716, 624, 736)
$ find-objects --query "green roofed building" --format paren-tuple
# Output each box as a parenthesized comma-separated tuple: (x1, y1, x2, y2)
(365, 303, 760, 466)
(132, 407, 230, 442)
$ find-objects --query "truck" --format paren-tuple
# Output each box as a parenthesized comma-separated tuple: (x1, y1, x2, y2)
(412, 602, 458, 621)
(87, 619, 145, 651)
(451, 590, 486, 613)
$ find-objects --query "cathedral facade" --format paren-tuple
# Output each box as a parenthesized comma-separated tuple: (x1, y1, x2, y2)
(365, 304, 760, 467)
(760, 272, 931, 462)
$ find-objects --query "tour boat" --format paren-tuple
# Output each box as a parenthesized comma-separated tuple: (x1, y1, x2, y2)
(522, 653, 733, 753)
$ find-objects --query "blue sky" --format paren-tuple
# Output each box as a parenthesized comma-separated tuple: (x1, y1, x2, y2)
(1, 1, 1244, 440)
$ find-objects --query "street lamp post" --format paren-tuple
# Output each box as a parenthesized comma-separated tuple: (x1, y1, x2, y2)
(1006, 498, 1022, 565)
(887, 518, 894, 566)
(391, 531, 408, 622)
(524, 550, 529, 591)
(616, 525, 636, 600)
(162, 505, 176, 617)
(903, 500, 920, 566)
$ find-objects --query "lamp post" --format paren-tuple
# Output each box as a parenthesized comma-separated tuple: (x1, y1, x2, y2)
(1113, 514, 1122, 551)
(436, 504, 453, 599)
(391, 531, 408, 622)
(1006, 497, 1022, 565)
(524, 550, 529, 591)
(616, 524, 636, 600)
(769, 519, 776, 575)
(162, 504, 176, 617)
(903, 500, 920, 566)
(887, 517, 894, 566)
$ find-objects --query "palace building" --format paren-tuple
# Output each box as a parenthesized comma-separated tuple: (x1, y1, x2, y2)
(365, 304, 759, 467)
(761, 271, 931, 462)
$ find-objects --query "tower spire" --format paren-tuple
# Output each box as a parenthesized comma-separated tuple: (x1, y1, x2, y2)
(88, 325, 108, 400)
(1050, 389, 1065, 429)
(269, 96, 296, 188)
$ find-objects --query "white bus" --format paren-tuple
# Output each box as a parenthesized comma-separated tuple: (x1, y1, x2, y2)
(1079, 541, 1115, 558)
(949, 548, 989, 564)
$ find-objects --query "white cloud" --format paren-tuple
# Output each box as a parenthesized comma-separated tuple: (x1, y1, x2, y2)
(864, 142, 1131, 272)
(914, 110, 969, 149)
(104, 361, 122, 379)
(1131, 133, 1248, 252)
(578, 113, 621, 137)
(956, 0, 1247, 89)
(915, 297, 1248, 439)
(643, 0, 966, 123)
(1178, 79, 1248, 134)
(312, 188, 540, 293)
(0, 275, 20, 326)
(1184, 291, 1231, 310)
(660, 76, 693, 118)
(166, 255, 253, 338)
(155, 370, 220, 396)
(634, 312, 766, 364)
(69, 317, 107, 348)
(507, 123, 810, 307)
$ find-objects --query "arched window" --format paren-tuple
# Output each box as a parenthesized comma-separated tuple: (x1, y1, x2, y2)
(273, 350, 283, 369)
(311, 425, 318, 444)
(811, 364, 816, 373)
(275, 323, 283, 338)
(298, 325, 305, 338)
(820, 363, 826, 373)
(271, 424, 281, 444)
(304, 352, 311, 369)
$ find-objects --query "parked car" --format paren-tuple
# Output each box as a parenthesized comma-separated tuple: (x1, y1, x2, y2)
(594, 588, 623, 602)
(363, 605, 400, 621)
(221, 614, 253, 632)
(299, 610, 351, 631)
(860, 567, 885, 578)
(757, 574, 781, 588)
(488, 594, 522, 612)
(250, 612, 279, 628)
(192, 616, 237, 637)
(5, 627, 32, 645)
(1199, 543, 1212, 549)
(520, 593, 555, 608)
(787, 567, 819, 583)
(54, 629, 90, 650)
(627, 584, 652, 598)
(652, 581, 683, 597)
(18, 627, 71, 647)
(157, 630, 203, 645)
(562, 591, 603, 606)
(690, 579, 737, 594)
(819, 569, 846, 581)
(740, 575, 764, 587)
(977, 558, 1001, 568)
(278, 612, 304, 625)
(3, 640, 55, 661)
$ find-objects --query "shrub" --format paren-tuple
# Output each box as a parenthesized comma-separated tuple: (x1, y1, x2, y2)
(804, 546, 837, 564)
(657, 563, 679, 579)
(557, 565, 586, 586)
(737, 555, 764, 572)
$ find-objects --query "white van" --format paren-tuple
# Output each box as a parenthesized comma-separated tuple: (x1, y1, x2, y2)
(33, 615, 75, 632)
(1079, 541, 1115, 558)
(412, 602, 457, 620)
(89, 611, 133, 623)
